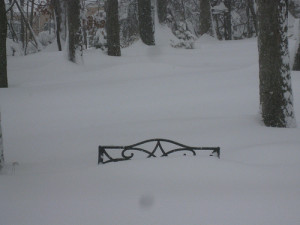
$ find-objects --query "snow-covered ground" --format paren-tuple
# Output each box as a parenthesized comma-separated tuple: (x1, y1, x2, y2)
(1, 30, 300, 224)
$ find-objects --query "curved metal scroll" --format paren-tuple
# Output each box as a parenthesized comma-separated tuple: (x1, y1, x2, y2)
(98, 139, 220, 164)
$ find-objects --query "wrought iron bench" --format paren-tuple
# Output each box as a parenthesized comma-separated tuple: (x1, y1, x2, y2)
(98, 138, 220, 164)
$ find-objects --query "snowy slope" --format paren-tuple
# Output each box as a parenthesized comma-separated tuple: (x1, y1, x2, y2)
(0, 31, 300, 224)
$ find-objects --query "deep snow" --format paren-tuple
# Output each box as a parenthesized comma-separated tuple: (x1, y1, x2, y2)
(0, 29, 300, 224)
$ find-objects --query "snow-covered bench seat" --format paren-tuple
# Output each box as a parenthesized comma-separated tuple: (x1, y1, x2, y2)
(98, 138, 220, 164)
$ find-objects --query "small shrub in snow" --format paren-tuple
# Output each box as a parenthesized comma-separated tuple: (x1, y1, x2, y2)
(120, 18, 139, 48)
(117, 0, 139, 47)
(171, 38, 195, 49)
(38, 31, 55, 47)
(170, 22, 196, 49)
(26, 42, 39, 55)
(6, 38, 22, 56)
(93, 28, 107, 51)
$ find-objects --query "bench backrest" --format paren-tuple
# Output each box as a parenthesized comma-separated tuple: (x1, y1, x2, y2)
(98, 138, 220, 164)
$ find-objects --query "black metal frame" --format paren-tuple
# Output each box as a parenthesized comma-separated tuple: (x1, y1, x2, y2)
(98, 138, 220, 164)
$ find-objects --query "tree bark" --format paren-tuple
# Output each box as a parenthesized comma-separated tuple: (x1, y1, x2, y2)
(20, 0, 25, 49)
(138, 0, 155, 45)
(25, 0, 29, 54)
(199, 0, 213, 36)
(29, 0, 34, 40)
(224, 0, 232, 40)
(0, 0, 8, 88)
(258, 0, 296, 127)
(157, 0, 168, 24)
(106, 0, 121, 56)
(53, 0, 62, 51)
(67, 0, 81, 62)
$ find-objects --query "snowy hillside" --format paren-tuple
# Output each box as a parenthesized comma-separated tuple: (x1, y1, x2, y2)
(0, 33, 300, 224)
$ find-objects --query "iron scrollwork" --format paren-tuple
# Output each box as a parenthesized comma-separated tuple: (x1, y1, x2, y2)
(98, 138, 220, 164)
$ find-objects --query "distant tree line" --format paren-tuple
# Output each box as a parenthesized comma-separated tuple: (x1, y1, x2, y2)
(1, 0, 299, 128)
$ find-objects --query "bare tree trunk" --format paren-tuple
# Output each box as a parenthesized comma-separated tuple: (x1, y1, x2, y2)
(224, 0, 232, 40)
(213, 14, 222, 40)
(106, 0, 121, 56)
(157, 0, 168, 24)
(80, 0, 87, 49)
(8, 0, 18, 42)
(257, 0, 296, 127)
(199, 0, 213, 36)
(138, 0, 155, 45)
(67, 0, 81, 62)
(0, 0, 8, 88)
(25, 0, 29, 54)
(53, 0, 62, 51)
(20, 0, 25, 49)
(248, 0, 257, 35)
(29, 0, 34, 40)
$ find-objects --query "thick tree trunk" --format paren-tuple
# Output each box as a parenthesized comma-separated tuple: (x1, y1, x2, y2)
(199, 0, 213, 36)
(106, 0, 121, 56)
(0, 0, 8, 88)
(157, 0, 168, 24)
(67, 0, 81, 63)
(258, 0, 296, 127)
(138, 0, 155, 45)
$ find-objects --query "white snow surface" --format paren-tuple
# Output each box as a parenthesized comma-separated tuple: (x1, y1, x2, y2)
(1, 33, 300, 225)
